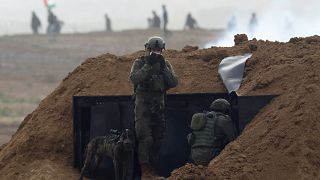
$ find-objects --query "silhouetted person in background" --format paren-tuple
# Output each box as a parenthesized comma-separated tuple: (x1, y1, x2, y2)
(47, 10, 63, 40)
(284, 17, 293, 32)
(47, 10, 57, 34)
(162, 5, 168, 33)
(249, 13, 258, 33)
(152, 11, 161, 29)
(31, 11, 41, 34)
(55, 20, 64, 34)
(227, 15, 237, 31)
(105, 14, 112, 32)
(147, 18, 153, 28)
(184, 13, 198, 30)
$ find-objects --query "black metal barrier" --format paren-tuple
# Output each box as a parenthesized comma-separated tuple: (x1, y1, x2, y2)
(73, 93, 276, 178)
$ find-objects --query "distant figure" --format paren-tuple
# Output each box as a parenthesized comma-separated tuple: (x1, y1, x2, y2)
(184, 13, 198, 30)
(147, 18, 153, 28)
(162, 5, 168, 33)
(31, 11, 41, 34)
(227, 15, 237, 31)
(152, 11, 161, 29)
(249, 13, 258, 33)
(47, 10, 63, 39)
(105, 14, 112, 32)
(284, 17, 293, 32)
(47, 10, 56, 34)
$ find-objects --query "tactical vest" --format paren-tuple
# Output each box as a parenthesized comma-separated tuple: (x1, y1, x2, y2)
(191, 111, 224, 148)
(136, 57, 165, 93)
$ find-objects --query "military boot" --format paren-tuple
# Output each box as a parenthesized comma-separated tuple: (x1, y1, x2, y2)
(140, 164, 165, 180)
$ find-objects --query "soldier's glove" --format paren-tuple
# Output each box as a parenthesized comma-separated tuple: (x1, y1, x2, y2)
(156, 54, 166, 70)
(146, 52, 158, 65)
(147, 52, 166, 70)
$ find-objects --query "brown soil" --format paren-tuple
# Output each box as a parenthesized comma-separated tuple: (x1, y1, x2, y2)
(234, 34, 249, 46)
(0, 35, 320, 179)
(0, 29, 220, 146)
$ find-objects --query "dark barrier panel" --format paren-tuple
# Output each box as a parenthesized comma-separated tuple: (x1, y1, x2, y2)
(73, 93, 276, 178)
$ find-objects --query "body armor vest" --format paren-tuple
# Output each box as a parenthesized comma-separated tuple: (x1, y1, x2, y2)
(192, 111, 225, 148)
(136, 58, 165, 93)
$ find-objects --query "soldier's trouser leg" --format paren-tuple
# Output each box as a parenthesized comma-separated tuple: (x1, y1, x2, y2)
(135, 93, 164, 165)
(149, 98, 165, 167)
(191, 147, 214, 166)
(135, 95, 152, 164)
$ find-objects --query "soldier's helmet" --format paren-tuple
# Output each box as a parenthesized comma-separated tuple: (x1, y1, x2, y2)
(145, 36, 165, 51)
(210, 98, 231, 114)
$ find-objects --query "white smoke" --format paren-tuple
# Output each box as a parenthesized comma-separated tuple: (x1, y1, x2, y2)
(205, 0, 320, 47)
(0, 0, 319, 37)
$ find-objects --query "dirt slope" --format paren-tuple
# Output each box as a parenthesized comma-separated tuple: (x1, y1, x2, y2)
(170, 36, 320, 179)
(0, 29, 219, 146)
(1, 35, 320, 179)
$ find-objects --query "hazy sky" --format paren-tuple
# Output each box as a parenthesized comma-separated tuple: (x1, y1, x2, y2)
(0, 0, 319, 37)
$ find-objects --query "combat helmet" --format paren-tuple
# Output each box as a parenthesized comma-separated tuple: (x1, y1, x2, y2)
(210, 98, 231, 114)
(145, 36, 165, 51)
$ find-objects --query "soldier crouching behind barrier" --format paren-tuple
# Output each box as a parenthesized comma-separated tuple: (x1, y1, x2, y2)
(187, 99, 236, 166)
(79, 129, 135, 180)
(130, 36, 178, 179)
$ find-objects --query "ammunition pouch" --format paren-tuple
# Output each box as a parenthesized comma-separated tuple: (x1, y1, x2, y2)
(191, 112, 218, 148)
(137, 74, 165, 93)
(190, 113, 207, 130)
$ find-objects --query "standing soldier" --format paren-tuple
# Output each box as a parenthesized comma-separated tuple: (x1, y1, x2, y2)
(105, 14, 112, 32)
(130, 36, 178, 179)
(162, 5, 168, 34)
(31, 11, 41, 34)
(187, 99, 236, 165)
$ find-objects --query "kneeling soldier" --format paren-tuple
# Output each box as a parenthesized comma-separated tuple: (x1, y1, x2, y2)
(187, 98, 236, 165)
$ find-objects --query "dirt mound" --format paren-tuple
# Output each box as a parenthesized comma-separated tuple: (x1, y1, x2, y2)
(169, 163, 207, 180)
(234, 34, 249, 46)
(170, 37, 320, 179)
(0, 35, 320, 179)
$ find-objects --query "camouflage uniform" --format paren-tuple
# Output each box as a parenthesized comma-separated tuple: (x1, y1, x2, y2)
(130, 51, 178, 166)
(188, 99, 236, 165)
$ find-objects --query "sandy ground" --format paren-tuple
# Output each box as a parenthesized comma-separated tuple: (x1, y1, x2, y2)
(0, 28, 220, 146)
(0, 32, 319, 179)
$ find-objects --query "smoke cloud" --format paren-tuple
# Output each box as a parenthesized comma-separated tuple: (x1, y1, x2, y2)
(205, 0, 320, 47)
(0, 0, 319, 42)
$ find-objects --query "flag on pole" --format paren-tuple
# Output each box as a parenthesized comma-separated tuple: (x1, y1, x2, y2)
(43, 0, 56, 10)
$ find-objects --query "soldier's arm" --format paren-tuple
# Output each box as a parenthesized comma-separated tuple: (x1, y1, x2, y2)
(129, 59, 152, 85)
(163, 61, 178, 88)
(217, 115, 236, 142)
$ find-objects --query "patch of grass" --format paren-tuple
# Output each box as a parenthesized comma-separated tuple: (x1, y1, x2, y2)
(0, 108, 26, 117)
(0, 92, 40, 104)
(0, 108, 10, 117)
(0, 116, 24, 125)
(0, 92, 39, 119)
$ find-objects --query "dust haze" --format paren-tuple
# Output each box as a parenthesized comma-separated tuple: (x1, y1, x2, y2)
(1, 0, 318, 38)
